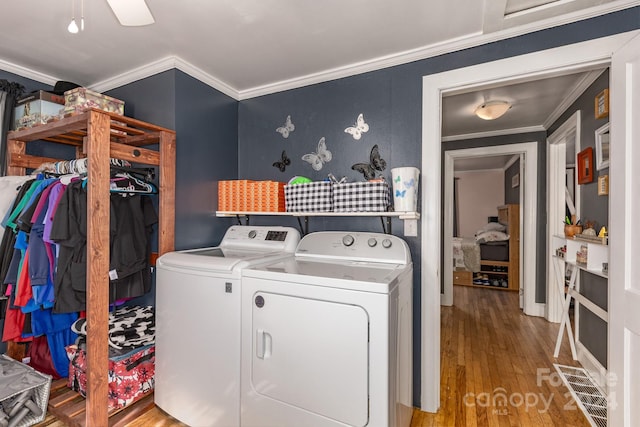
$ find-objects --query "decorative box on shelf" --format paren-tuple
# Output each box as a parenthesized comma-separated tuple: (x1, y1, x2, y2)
(63, 87, 125, 116)
(13, 90, 65, 130)
(332, 181, 390, 212)
(284, 181, 333, 212)
(218, 180, 285, 212)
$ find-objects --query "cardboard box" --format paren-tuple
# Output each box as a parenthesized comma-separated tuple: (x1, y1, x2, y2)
(284, 181, 333, 212)
(332, 181, 390, 212)
(13, 90, 65, 130)
(64, 87, 124, 116)
(66, 344, 155, 411)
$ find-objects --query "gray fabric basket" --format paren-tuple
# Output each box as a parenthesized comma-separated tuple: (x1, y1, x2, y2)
(0, 355, 51, 427)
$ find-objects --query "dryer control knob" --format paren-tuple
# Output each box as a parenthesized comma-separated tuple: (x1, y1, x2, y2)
(342, 234, 355, 247)
(382, 238, 392, 248)
(368, 238, 377, 247)
(248, 230, 257, 239)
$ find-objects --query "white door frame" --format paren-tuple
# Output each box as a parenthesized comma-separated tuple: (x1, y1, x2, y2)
(443, 142, 540, 319)
(608, 32, 640, 427)
(420, 31, 639, 413)
(546, 111, 581, 323)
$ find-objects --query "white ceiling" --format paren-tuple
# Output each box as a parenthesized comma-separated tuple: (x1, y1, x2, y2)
(1, 0, 631, 171)
(1, 0, 636, 100)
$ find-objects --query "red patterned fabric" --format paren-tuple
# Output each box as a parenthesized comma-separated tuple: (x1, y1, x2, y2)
(66, 344, 154, 410)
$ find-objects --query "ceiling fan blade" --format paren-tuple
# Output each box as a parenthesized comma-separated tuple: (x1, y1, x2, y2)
(106, 0, 155, 26)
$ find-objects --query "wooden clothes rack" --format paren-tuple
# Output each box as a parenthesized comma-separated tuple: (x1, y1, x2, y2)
(6, 109, 176, 426)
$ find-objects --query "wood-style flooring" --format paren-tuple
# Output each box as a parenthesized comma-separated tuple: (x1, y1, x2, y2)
(36, 285, 589, 427)
(411, 285, 590, 427)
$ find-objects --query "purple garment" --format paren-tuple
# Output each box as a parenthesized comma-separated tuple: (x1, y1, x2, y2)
(43, 182, 65, 244)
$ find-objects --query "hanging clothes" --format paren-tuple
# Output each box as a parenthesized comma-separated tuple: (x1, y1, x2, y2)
(50, 180, 158, 313)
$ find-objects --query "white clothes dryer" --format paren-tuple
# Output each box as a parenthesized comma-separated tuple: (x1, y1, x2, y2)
(240, 231, 413, 427)
(155, 225, 300, 427)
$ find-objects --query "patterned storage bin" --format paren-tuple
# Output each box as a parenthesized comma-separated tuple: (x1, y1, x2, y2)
(218, 180, 255, 211)
(66, 344, 155, 411)
(332, 181, 390, 212)
(284, 181, 333, 212)
(249, 181, 285, 212)
(63, 87, 125, 116)
(0, 355, 51, 427)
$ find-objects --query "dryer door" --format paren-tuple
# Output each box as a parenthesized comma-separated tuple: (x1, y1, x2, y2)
(251, 292, 369, 426)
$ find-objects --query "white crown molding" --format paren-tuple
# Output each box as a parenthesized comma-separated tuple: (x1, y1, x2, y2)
(0, 59, 59, 87)
(454, 168, 505, 174)
(89, 56, 240, 100)
(542, 69, 605, 129)
(441, 125, 546, 142)
(3, 1, 636, 99)
(238, 1, 640, 99)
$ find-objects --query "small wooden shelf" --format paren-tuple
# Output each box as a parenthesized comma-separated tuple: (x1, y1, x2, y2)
(215, 210, 420, 234)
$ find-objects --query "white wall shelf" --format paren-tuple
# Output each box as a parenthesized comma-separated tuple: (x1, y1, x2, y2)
(215, 211, 420, 235)
(551, 234, 609, 389)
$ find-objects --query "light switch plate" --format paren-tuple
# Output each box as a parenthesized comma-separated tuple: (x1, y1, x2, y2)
(404, 219, 418, 237)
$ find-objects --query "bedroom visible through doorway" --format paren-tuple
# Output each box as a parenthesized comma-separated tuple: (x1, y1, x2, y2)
(450, 153, 524, 306)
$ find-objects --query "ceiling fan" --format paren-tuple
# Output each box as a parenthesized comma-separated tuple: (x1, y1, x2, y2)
(106, 0, 155, 26)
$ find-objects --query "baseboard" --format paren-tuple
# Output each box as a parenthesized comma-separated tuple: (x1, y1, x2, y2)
(576, 340, 608, 393)
(525, 302, 546, 317)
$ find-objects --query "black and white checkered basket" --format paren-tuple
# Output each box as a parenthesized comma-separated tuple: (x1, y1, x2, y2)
(332, 181, 390, 212)
(284, 182, 334, 212)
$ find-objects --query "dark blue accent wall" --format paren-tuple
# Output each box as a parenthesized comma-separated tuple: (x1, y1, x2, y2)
(0, 5, 637, 407)
(236, 9, 639, 406)
(105, 70, 238, 251)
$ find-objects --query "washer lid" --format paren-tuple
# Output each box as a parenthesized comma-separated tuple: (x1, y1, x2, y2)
(158, 248, 287, 272)
(243, 257, 410, 293)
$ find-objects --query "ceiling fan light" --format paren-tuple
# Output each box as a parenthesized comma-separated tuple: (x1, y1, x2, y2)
(475, 100, 511, 120)
(106, 0, 155, 26)
(68, 18, 79, 34)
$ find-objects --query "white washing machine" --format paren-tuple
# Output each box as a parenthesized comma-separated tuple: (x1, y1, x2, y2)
(240, 231, 413, 427)
(155, 225, 300, 427)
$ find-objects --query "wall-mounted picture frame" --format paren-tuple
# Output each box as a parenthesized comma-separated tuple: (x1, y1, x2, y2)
(511, 173, 519, 188)
(595, 88, 609, 119)
(595, 122, 610, 170)
(598, 175, 609, 196)
(577, 147, 594, 185)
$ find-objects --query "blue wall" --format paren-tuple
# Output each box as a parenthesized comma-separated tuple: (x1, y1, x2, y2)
(105, 70, 239, 251)
(0, 6, 638, 407)
(236, 9, 639, 406)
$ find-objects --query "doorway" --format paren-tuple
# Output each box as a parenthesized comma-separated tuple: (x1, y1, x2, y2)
(419, 32, 637, 413)
(442, 143, 537, 316)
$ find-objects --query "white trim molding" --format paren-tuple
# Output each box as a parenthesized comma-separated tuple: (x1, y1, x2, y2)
(420, 31, 638, 413)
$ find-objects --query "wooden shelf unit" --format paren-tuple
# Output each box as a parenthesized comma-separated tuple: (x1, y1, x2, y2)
(454, 204, 520, 292)
(6, 109, 176, 427)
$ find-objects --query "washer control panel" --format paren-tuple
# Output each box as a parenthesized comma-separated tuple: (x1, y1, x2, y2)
(296, 231, 410, 264)
(220, 226, 300, 252)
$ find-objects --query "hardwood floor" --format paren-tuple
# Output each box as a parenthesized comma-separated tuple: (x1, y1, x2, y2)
(411, 285, 590, 427)
(37, 285, 589, 426)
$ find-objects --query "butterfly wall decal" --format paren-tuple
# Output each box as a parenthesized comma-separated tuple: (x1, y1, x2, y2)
(344, 113, 369, 140)
(351, 144, 387, 180)
(302, 137, 332, 171)
(273, 150, 291, 172)
(276, 115, 295, 138)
